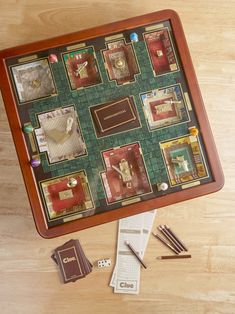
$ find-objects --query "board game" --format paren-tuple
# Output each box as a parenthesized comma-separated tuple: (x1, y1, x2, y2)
(0, 10, 224, 238)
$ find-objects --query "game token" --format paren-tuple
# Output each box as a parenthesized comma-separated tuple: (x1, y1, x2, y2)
(159, 182, 169, 191)
(67, 178, 78, 188)
(130, 32, 139, 42)
(189, 127, 199, 137)
(48, 54, 58, 63)
(30, 157, 41, 168)
(23, 124, 34, 133)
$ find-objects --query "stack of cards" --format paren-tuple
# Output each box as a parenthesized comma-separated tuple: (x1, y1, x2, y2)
(51, 239, 92, 284)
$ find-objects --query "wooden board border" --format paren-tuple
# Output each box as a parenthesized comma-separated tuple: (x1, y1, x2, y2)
(0, 10, 224, 238)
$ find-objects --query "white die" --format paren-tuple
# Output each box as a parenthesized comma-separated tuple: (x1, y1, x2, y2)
(97, 258, 111, 268)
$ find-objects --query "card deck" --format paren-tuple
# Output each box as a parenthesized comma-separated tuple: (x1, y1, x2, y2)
(52, 239, 92, 283)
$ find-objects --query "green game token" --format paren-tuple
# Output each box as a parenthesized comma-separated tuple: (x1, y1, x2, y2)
(23, 124, 34, 133)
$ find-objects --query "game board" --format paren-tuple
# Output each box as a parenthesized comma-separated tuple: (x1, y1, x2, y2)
(0, 10, 224, 238)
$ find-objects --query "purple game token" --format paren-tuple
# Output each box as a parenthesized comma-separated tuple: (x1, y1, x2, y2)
(30, 158, 41, 167)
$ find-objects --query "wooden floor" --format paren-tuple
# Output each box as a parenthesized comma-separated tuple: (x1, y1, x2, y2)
(0, 1, 235, 313)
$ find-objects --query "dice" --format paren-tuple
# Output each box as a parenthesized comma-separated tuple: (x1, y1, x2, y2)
(97, 258, 111, 268)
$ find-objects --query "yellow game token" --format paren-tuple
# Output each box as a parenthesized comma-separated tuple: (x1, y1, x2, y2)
(189, 127, 199, 136)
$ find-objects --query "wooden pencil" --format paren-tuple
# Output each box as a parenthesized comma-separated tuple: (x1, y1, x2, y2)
(164, 225, 188, 251)
(156, 254, 191, 260)
(152, 233, 179, 254)
(125, 241, 147, 269)
(158, 225, 182, 252)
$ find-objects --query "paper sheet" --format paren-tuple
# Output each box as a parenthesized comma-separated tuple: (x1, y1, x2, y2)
(110, 210, 156, 294)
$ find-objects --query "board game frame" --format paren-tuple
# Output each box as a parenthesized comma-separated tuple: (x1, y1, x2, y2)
(0, 10, 224, 238)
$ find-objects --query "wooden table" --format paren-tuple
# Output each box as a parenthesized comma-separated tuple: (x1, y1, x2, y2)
(0, 1, 234, 313)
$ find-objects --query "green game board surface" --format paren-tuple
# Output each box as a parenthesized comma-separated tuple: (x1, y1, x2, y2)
(28, 40, 188, 208)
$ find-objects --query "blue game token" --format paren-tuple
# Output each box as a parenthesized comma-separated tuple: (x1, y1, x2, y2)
(130, 32, 138, 42)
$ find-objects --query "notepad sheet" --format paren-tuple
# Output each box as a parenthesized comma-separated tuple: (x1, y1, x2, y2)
(110, 210, 156, 294)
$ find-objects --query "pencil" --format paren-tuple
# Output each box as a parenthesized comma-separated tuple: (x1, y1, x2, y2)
(156, 254, 191, 260)
(158, 225, 182, 253)
(160, 225, 184, 251)
(152, 233, 179, 254)
(164, 225, 188, 252)
(125, 241, 147, 269)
